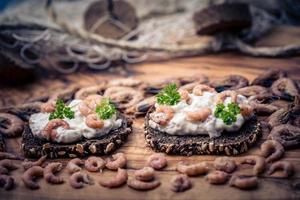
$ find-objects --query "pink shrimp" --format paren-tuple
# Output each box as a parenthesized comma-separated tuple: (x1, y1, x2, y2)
(22, 155, 47, 170)
(134, 167, 155, 181)
(237, 155, 266, 175)
(21, 166, 44, 190)
(170, 174, 192, 192)
(40, 102, 55, 113)
(85, 114, 104, 129)
(213, 157, 237, 173)
(41, 119, 70, 141)
(267, 161, 294, 178)
(186, 107, 211, 122)
(66, 158, 84, 174)
(205, 170, 229, 185)
(99, 168, 128, 188)
(177, 161, 210, 176)
(105, 153, 127, 170)
(260, 140, 284, 163)
(146, 153, 167, 170)
(179, 89, 191, 104)
(151, 106, 174, 126)
(69, 172, 93, 189)
(193, 84, 215, 96)
(240, 104, 253, 117)
(229, 175, 258, 190)
(79, 94, 102, 116)
(215, 90, 238, 104)
(84, 156, 106, 172)
(127, 178, 161, 191)
(44, 162, 64, 184)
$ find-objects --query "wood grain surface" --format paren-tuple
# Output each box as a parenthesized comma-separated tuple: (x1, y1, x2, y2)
(1, 27, 300, 200)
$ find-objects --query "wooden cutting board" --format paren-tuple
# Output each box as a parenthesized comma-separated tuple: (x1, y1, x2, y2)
(1, 26, 300, 200)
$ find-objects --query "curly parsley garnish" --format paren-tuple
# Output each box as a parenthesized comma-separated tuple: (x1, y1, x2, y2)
(156, 83, 180, 105)
(214, 102, 241, 125)
(95, 98, 116, 120)
(49, 99, 75, 120)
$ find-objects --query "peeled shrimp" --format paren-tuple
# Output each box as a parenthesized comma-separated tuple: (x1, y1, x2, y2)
(260, 140, 284, 163)
(66, 158, 84, 174)
(215, 90, 238, 104)
(193, 84, 215, 96)
(44, 162, 64, 184)
(151, 106, 174, 126)
(0, 174, 14, 190)
(205, 170, 229, 185)
(268, 124, 300, 149)
(22, 155, 47, 170)
(75, 83, 106, 100)
(146, 153, 167, 170)
(134, 167, 155, 181)
(240, 104, 253, 117)
(106, 153, 127, 170)
(78, 94, 103, 116)
(42, 119, 70, 141)
(170, 174, 192, 192)
(69, 172, 93, 189)
(179, 89, 191, 103)
(229, 175, 258, 190)
(127, 178, 160, 191)
(237, 155, 266, 175)
(251, 69, 287, 87)
(99, 168, 128, 188)
(268, 161, 294, 178)
(21, 166, 44, 190)
(0, 113, 24, 137)
(177, 161, 210, 176)
(0, 159, 18, 175)
(85, 114, 104, 129)
(40, 102, 55, 113)
(213, 157, 236, 173)
(271, 78, 299, 100)
(84, 156, 106, 172)
(186, 107, 211, 122)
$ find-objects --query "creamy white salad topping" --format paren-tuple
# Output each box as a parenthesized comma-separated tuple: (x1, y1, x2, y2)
(29, 99, 122, 143)
(149, 91, 252, 138)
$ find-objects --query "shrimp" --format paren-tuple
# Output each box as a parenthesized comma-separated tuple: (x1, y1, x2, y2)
(237, 156, 266, 175)
(205, 170, 229, 185)
(78, 94, 103, 116)
(240, 104, 253, 117)
(210, 75, 249, 92)
(177, 161, 210, 176)
(85, 114, 104, 129)
(99, 168, 128, 188)
(229, 175, 258, 190)
(0, 174, 14, 190)
(66, 158, 84, 174)
(251, 69, 287, 87)
(108, 78, 142, 87)
(21, 166, 44, 190)
(271, 78, 299, 101)
(44, 162, 64, 184)
(0, 113, 24, 137)
(170, 174, 192, 192)
(0, 152, 23, 160)
(268, 124, 300, 149)
(146, 153, 167, 170)
(192, 84, 215, 96)
(41, 119, 70, 141)
(127, 178, 161, 191)
(105, 153, 127, 170)
(179, 89, 191, 104)
(267, 108, 290, 128)
(213, 157, 236, 173)
(260, 140, 284, 163)
(0, 159, 18, 175)
(84, 156, 106, 172)
(69, 172, 93, 189)
(186, 107, 211, 122)
(22, 155, 47, 170)
(151, 106, 174, 126)
(40, 102, 55, 113)
(75, 83, 106, 100)
(215, 90, 238, 104)
(268, 161, 294, 178)
(134, 167, 155, 181)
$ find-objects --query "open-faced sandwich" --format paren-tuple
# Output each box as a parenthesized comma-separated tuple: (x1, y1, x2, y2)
(22, 95, 132, 158)
(145, 83, 261, 156)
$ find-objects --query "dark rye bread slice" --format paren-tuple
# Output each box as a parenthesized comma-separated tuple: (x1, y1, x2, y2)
(144, 107, 261, 156)
(193, 3, 252, 35)
(0, 133, 5, 152)
(22, 113, 132, 158)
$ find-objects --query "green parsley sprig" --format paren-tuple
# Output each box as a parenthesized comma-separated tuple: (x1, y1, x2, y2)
(214, 102, 241, 125)
(156, 83, 181, 106)
(49, 99, 75, 120)
(95, 98, 116, 120)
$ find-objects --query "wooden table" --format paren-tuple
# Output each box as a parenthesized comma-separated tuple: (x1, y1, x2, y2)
(1, 52, 300, 199)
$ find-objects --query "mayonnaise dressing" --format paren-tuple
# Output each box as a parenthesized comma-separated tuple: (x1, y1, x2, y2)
(149, 91, 251, 138)
(29, 99, 122, 143)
